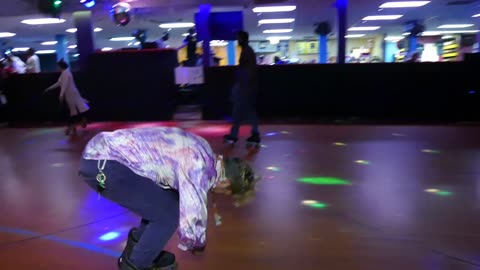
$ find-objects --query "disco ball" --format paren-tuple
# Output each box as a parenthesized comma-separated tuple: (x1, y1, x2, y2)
(111, 2, 131, 26)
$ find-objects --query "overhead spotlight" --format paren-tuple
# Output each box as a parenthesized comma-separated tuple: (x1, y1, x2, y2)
(80, 0, 96, 8)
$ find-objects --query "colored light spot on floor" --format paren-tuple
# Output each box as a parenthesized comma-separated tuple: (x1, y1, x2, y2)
(280, 131, 290, 134)
(425, 188, 439, 193)
(301, 200, 328, 209)
(266, 166, 280, 172)
(297, 177, 351, 185)
(355, 160, 370, 165)
(99, 231, 121, 241)
(260, 144, 268, 148)
(333, 142, 347, 146)
(436, 190, 453, 196)
(422, 149, 440, 154)
(265, 132, 277, 136)
(392, 133, 405, 137)
(51, 163, 65, 168)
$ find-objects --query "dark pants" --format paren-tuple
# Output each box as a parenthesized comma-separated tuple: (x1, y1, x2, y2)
(78, 159, 179, 268)
(229, 83, 259, 138)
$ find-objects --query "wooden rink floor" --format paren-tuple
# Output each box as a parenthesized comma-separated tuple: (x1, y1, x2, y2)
(1, 121, 480, 270)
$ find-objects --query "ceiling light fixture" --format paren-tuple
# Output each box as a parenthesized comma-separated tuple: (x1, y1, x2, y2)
(263, 29, 293, 33)
(41, 41, 58, 45)
(348, 26, 381, 31)
(384, 36, 404, 41)
(259, 18, 295, 24)
(11, 47, 30, 52)
(438, 24, 474, 28)
(253, 6, 297, 13)
(473, 13, 480, 17)
(210, 40, 228, 46)
(36, 50, 56, 54)
(379, 1, 430, 8)
(363, 15, 403, 20)
(159, 22, 195, 29)
(345, 34, 366, 38)
(21, 18, 66, 25)
(0, 32, 16, 38)
(422, 30, 479, 35)
(68, 45, 77, 49)
(101, 47, 113, 51)
(110, 37, 135, 41)
(266, 36, 292, 40)
(66, 27, 103, 33)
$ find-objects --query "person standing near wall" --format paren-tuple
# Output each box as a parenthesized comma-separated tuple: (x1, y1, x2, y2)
(26, 48, 41, 73)
(224, 31, 261, 148)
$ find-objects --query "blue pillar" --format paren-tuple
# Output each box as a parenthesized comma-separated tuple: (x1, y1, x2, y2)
(73, 11, 95, 71)
(55, 34, 68, 63)
(336, 0, 347, 64)
(196, 4, 211, 68)
(318, 35, 328, 63)
(408, 35, 417, 56)
(227, 41, 236, 65)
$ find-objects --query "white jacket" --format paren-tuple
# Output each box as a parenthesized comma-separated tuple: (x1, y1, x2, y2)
(46, 69, 89, 116)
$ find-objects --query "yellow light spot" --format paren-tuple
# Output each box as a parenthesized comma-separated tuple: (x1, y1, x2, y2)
(333, 142, 347, 146)
(355, 160, 370, 165)
(301, 200, 317, 205)
(425, 188, 439, 193)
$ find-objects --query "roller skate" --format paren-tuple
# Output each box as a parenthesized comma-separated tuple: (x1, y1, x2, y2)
(223, 135, 238, 146)
(246, 132, 261, 149)
(118, 253, 177, 270)
(120, 228, 177, 269)
(64, 125, 77, 136)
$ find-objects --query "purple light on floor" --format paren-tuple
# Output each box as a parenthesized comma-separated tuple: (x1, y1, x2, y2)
(99, 231, 120, 241)
(265, 132, 277, 136)
(468, 90, 476, 94)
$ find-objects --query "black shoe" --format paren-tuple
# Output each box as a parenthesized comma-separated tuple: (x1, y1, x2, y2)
(118, 252, 177, 270)
(223, 134, 238, 144)
(122, 228, 176, 267)
(246, 132, 261, 144)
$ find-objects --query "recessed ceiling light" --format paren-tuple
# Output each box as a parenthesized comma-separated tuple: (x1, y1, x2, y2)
(345, 34, 366, 38)
(259, 18, 295, 24)
(110, 37, 136, 41)
(0, 32, 16, 38)
(402, 32, 411, 35)
(422, 30, 479, 35)
(441, 35, 455, 39)
(438, 24, 474, 29)
(348, 26, 381, 31)
(68, 45, 77, 49)
(21, 18, 66, 25)
(11, 47, 30, 52)
(473, 13, 480, 17)
(363, 15, 403, 20)
(41, 41, 58, 45)
(101, 47, 113, 51)
(384, 36, 404, 41)
(36, 50, 56, 54)
(263, 29, 293, 34)
(210, 40, 228, 46)
(253, 6, 296, 13)
(379, 1, 430, 8)
(159, 22, 195, 29)
(66, 27, 103, 33)
(266, 36, 292, 40)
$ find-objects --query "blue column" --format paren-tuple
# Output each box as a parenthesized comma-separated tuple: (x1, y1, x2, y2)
(336, 0, 347, 64)
(408, 35, 417, 56)
(73, 11, 95, 71)
(55, 34, 68, 63)
(318, 35, 328, 63)
(196, 4, 211, 68)
(227, 41, 236, 65)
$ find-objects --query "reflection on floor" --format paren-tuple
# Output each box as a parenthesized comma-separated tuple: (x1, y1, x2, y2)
(1, 122, 480, 270)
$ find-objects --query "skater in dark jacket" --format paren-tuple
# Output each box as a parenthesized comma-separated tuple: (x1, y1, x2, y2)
(224, 31, 261, 147)
(78, 126, 257, 270)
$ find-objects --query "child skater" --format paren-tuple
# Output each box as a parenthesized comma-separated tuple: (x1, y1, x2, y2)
(78, 126, 257, 270)
(44, 59, 89, 135)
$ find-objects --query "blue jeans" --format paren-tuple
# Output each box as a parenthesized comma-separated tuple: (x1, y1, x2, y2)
(229, 83, 259, 138)
(78, 159, 179, 268)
